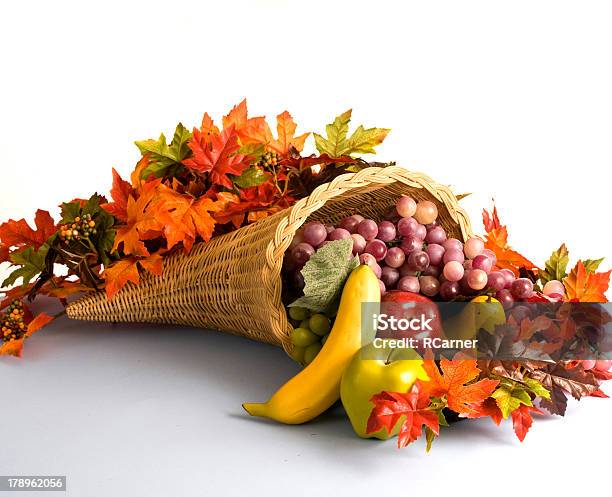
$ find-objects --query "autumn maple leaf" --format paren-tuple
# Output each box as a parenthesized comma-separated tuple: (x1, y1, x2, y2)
(183, 125, 251, 188)
(481, 207, 539, 276)
(153, 185, 221, 252)
(103, 252, 164, 299)
(112, 181, 164, 257)
(101, 168, 134, 222)
(0, 209, 56, 262)
(268, 111, 309, 157)
(367, 382, 440, 449)
(463, 397, 504, 425)
(563, 260, 610, 302)
(421, 357, 499, 415)
(511, 404, 543, 442)
(222, 99, 272, 146)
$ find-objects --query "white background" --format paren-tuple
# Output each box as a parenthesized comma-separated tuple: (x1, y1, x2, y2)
(1, 1, 611, 496)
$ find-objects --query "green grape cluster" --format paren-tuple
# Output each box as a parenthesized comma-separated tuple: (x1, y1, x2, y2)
(287, 306, 332, 366)
(59, 213, 97, 244)
(1, 299, 26, 342)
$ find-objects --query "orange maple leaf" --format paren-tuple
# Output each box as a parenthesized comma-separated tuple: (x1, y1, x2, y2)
(154, 185, 220, 252)
(482, 207, 539, 276)
(103, 252, 164, 299)
(222, 99, 273, 146)
(268, 111, 309, 157)
(563, 260, 610, 302)
(421, 357, 499, 415)
(101, 168, 134, 222)
(112, 181, 164, 257)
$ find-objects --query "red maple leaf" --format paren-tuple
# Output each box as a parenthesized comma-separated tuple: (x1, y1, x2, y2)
(421, 357, 499, 415)
(367, 381, 439, 449)
(183, 125, 250, 188)
(101, 168, 134, 222)
(0, 209, 56, 262)
(511, 404, 543, 442)
(463, 397, 504, 425)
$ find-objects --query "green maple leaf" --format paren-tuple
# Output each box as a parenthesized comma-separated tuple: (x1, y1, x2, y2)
(289, 238, 359, 313)
(2, 244, 49, 288)
(491, 379, 533, 419)
(522, 377, 551, 400)
(539, 244, 569, 286)
(314, 110, 390, 158)
(135, 122, 192, 178)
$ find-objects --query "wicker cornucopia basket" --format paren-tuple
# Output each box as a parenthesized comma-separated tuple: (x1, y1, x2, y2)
(66, 166, 473, 354)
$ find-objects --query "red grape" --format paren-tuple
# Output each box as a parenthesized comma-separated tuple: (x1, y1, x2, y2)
(482, 248, 497, 265)
(487, 271, 506, 292)
(381, 266, 400, 288)
(396, 196, 417, 218)
(365, 239, 388, 261)
(291, 242, 315, 265)
(379, 279, 386, 295)
(385, 247, 405, 268)
(357, 219, 378, 240)
(426, 243, 445, 265)
(414, 201, 438, 224)
(377, 220, 397, 242)
(400, 236, 423, 254)
(328, 227, 351, 241)
(472, 254, 493, 273)
(397, 217, 419, 237)
(407, 250, 430, 271)
(425, 226, 447, 244)
(467, 269, 488, 290)
(442, 238, 463, 252)
(419, 275, 440, 296)
(495, 288, 514, 305)
(415, 224, 427, 240)
(543, 280, 565, 296)
(443, 248, 465, 264)
(397, 275, 420, 293)
(339, 215, 364, 233)
(439, 280, 460, 300)
(511, 278, 534, 299)
(443, 261, 464, 282)
(399, 262, 417, 278)
(464, 237, 484, 259)
(350, 233, 366, 254)
(303, 222, 327, 247)
(500, 268, 516, 289)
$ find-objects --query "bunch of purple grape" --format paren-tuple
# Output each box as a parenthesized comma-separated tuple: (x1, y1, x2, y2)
(284, 195, 535, 303)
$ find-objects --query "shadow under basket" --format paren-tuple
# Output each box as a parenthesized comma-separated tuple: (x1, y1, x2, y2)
(66, 166, 474, 356)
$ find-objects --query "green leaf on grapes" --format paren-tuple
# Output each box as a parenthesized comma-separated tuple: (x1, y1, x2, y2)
(2, 244, 49, 288)
(539, 244, 569, 286)
(314, 110, 390, 158)
(135, 123, 192, 178)
(233, 166, 268, 188)
(582, 258, 604, 274)
(289, 238, 359, 313)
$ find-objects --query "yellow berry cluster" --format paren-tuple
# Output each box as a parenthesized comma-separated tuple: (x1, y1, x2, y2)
(258, 150, 280, 168)
(59, 213, 97, 244)
(1, 300, 26, 342)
